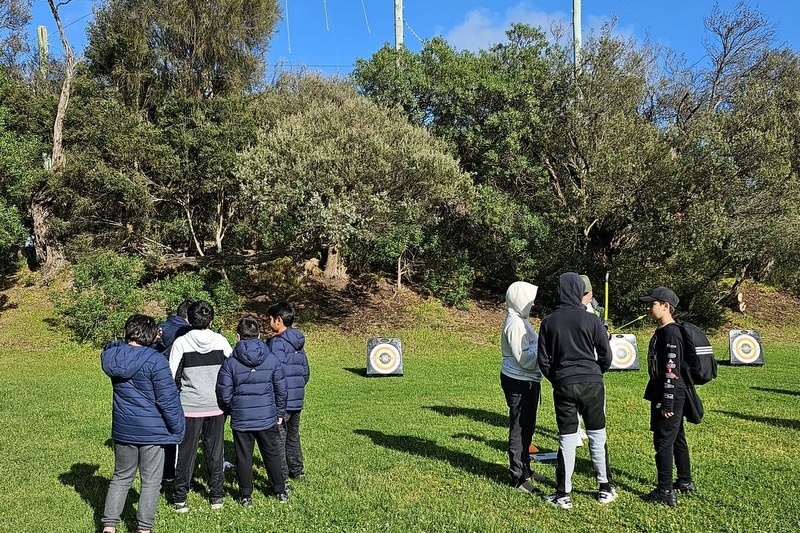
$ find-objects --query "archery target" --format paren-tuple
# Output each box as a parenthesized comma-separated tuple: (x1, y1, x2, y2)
(609, 334, 640, 371)
(366, 338, 404, 376)
(729, 330, 764, 366)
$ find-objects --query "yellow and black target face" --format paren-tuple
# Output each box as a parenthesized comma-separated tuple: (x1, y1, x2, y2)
(610, 336, 637, 369)
(369, 343, 401, 374)
(731, 332, 761, 364)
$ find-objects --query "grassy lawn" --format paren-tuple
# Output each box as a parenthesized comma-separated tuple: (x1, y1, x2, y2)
(1, 285, 798, 532)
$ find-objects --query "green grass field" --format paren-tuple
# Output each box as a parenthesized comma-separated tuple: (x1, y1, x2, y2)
(1, 286, 798, 533)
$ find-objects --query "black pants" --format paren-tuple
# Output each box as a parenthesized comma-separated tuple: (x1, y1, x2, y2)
(552, 381, 612, 494)
(173, 415, 225, 502)
(500, 373, 541, 485)
(233, 426, 286, 497)
(162, 444, 177, 480)
(279, 410, 305, 479)
(651, 389, 692, 490)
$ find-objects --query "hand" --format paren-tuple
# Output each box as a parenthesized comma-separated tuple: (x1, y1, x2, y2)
(661, 409, 674, 418)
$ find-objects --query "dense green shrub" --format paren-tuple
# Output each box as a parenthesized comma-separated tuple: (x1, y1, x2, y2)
(52, 251, 146, 345)
(0, 198, 25, 275)
(146, 270, 242, 332)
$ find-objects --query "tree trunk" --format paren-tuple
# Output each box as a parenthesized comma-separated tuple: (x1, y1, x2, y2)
(322, 245, 347, 279)
(30, 0, 76, 276)
(30, 186, 66, 274)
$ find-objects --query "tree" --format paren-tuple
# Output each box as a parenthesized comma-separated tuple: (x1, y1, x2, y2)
(237, 75, 472, 282)
(0, 0, 30, 69)
(84, 0, 280, 256)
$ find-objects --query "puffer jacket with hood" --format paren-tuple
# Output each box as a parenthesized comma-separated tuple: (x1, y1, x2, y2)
(269, 328, 310, 411)
(169, 328, 233, 414)
(101, 340, 185, 445)
(500, 281, 542, 382)
(216, 338, 288, 432)
(155, 315, 191, 355)
(537, 272, 612, 386)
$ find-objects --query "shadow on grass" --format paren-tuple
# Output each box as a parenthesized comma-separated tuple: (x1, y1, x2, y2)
(355, 429, 507, 484)
(59, 462, 138, 533)
(715, 410, 800, 430)
(452, 432, 507, 452)
(423, 405, 560, 440)
(344, 367, 366, 377)
(750, 386, 800, 397)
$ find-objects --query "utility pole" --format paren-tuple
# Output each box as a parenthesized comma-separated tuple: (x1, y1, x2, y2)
(394, 0, 403, 50)
(572, 0, 582, 71)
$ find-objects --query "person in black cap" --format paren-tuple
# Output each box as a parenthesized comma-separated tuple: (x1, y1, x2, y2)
(639, 286, 695, 506)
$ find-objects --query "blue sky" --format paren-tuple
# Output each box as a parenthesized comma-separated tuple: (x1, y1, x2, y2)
(30, 1, 800, 76)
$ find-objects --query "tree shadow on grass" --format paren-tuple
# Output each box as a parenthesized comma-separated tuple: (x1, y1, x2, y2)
(59, 463, 138, 533)
(750, 386, 800, 397)
(423, 405, 560, 440)
(355, 429, 508, 483)
(715, 410, 800, 430)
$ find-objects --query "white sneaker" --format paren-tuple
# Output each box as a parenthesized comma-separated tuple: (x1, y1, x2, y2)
(597, 487, 618, 504)
(543, 492, 572, 509)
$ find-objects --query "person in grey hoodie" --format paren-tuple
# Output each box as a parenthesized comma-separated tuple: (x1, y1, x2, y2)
(500, 281, 542, 493)
(168, 301, 233, 512)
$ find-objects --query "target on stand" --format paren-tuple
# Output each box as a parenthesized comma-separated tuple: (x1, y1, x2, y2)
(729, 330, 764, 366)
(609, 334, 640, 371)
(366, 338, 404, 376)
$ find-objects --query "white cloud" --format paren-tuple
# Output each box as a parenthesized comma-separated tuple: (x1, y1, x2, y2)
(442, 2, 635, 53)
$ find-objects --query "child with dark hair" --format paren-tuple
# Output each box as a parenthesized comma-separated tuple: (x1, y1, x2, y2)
(217, 316, 289, 505)
(168, 301, 233, 512)
(267, 301, 310, 482)
(100, 314, 185, 533)
(639, 286, 695, 507)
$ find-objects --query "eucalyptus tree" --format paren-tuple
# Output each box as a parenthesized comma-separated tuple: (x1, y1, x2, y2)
(84, 0, 280, 256)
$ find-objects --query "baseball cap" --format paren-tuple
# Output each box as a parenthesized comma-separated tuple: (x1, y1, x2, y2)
(638, 286, 679, 308)
(579, 275, 592, 294)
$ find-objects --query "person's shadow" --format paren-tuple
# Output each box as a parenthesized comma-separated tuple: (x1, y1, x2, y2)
(59, 463, 138, 532)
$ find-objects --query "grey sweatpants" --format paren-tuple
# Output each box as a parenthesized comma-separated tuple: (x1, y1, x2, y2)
(102, 443, 165, 531)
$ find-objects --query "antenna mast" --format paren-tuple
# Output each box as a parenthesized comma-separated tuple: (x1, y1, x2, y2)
(394, 0, 403, 50)
(572, 0, 582, 71)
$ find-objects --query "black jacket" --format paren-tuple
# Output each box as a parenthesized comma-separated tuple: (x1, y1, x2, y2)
(644, 322, 686, 412)
(537, 272, 612, 385)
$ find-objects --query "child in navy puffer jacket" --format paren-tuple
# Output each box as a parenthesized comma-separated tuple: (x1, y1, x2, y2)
(216, 316, 289, 505)
(267, 301, 310, 482)
(100, 314, 185, 533)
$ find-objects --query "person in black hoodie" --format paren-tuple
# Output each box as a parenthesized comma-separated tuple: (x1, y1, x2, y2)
(639, 286, 695, 507)
(537, 272, 615, 509)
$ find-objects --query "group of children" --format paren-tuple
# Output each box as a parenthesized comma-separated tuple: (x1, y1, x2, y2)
(100, 300, 309, 533)
(500, 272, 695, 509)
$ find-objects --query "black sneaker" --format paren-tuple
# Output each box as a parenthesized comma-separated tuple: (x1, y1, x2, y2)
(276, 492, 290, 503)
(514, 480, 539, 494)
(643, 488, 677, 507)
(172, 501, 189, 513)
(290, 472, 306, 481)
(239, 497, 252, 508)
(210, 497, 224, 510)
(673, 481, 696, 493)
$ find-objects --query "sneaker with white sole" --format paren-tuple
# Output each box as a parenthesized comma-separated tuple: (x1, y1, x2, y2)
(597, 487, 618, 504)
(543, 492, 572, 509)
(210, 497, 224, 510)
(172, 501, 189, 513)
